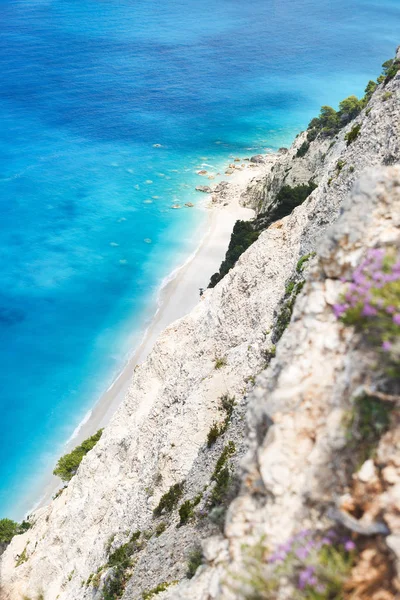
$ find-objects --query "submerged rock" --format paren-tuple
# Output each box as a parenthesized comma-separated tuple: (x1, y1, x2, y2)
(195, 185, 212, 193)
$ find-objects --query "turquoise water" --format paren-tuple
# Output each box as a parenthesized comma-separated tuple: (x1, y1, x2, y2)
(0, 0, 399, 519)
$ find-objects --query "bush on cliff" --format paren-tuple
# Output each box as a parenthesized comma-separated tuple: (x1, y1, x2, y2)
(345, 123, 362, 146)
(296, 141, 310, 158)
(0, 519, 18, 543)
(307, 53, 398, 143)
(307, 96, 364, 138)
(153, 482, 184, 517)
(0, 518, 31, 544)
(208, 182, 317, 288)
(378, 58, 400, 84)
(272, 182, 317, 220)
(53, 429, 103, 482)
(208, 221, 260, 287)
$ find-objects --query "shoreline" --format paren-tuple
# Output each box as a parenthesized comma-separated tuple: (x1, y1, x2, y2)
(30, 157, 270, 515)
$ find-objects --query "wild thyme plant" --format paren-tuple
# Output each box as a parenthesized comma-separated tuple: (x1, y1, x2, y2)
(333, 248, 400, 362)
(235, 530, 355, 599)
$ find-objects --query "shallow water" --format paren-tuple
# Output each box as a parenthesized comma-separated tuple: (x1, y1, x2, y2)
(0, 0, 398, 518)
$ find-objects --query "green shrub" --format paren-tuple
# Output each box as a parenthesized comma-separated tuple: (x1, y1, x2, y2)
(307, 96, 363, 139)
(262, 344, 276, 368)
(208, 220, 260, 287)
(107, 543, 133, 569)
(212, 442, 236, 479)
(15, 545, 29, 567)
(346, 395, 393, 468)
(99, 531, 142, 599)
(208, 442, 237, 508)
(345, 123, 361, 146)
(220, 394, 235, 427)
(155, 522, 166, 537)
(296, 141, 310, 158)
(53, 429, 103, 482)
(206, 395, 236, 448)
(178, 500, 193, 526)
(0, 518, 31, 544)
(102, 566, 131, 600)
(207, 423, 220, 448)
(272, 182, 317, 221)
(383, 91, 393, 101)
(187, 547, 203, 579)
(381, 58, 400, 84)
(178, 494, 202, 526)
(208, 181, 316, 289)
(336, 160, 346, 173)
(306, 54, 396, 144)
(0, 519, 19, 543)
(214, 356, 227, 369)
(143, 581, 176, 599)
(364, 79, 377, 101)
(306, 128, 318, 142)
(210, 466, 231, 507)
(296, 252, 316, 273)
(91, 570, 102, 588)
(272, 280, 305, 344)
(153, 482, 184, 517)
(338, 95, 364, 126)
(107, 531, 141, 568)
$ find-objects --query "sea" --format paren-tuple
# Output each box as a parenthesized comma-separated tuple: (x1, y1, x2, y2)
(0, 0, 398, 519)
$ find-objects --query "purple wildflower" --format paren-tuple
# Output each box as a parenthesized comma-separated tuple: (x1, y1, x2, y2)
(298, 566, 317, 590)
(333, 303, 347, 318)
(393, 314, 400, 326)
(295, 546, 310, 561)
(326, 529, 337, 540)
(382, 341, 392, 352)
(269, 550, 287, 564)
(344, 540, 356, 552)
(320, 537, 332, 546)
(362, 304, 378, 317)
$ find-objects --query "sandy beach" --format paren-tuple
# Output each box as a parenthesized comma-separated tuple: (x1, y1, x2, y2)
(33, 158, 269, 512)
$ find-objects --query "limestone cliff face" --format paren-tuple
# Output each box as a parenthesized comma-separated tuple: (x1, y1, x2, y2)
(166, 166, 400, 600)
(0, 56, 399, 600)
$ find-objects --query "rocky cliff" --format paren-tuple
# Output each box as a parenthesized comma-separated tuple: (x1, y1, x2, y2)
(1, 51, 399, 600)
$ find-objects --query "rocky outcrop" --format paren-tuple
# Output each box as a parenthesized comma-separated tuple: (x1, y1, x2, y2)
(0, 55, 399, 600)
(165, 165, 400, 599)
(242, 63, 400, 236)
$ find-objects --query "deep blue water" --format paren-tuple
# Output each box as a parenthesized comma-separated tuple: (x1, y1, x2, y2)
(0, 0, 399, 519)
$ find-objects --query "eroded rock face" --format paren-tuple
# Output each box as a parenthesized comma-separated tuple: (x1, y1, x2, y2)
(163, 166, 400, 600)
(0, 64, 399, 600)
(241, 69, 400, 237)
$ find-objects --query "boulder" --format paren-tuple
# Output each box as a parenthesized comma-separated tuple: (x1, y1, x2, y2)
(250, 154, 265, 164)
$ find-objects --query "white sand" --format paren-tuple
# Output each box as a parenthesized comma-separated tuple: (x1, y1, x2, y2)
(32, 160, 267, 512)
